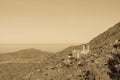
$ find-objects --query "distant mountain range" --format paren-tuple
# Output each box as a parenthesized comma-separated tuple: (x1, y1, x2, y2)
(0, 43, 80, 53)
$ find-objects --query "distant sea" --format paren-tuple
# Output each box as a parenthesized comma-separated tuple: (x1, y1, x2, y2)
(0, 43, 80, 54)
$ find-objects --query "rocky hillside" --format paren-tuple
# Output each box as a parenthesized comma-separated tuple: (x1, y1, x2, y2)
(57, 22, 120, 56)
(22, 22, 120, 80)
(89, 22, 120, 54)
(0, 22, 120, 80)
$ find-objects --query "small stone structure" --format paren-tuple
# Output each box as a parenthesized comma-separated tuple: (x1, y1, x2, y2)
(72, 44, 90, 58)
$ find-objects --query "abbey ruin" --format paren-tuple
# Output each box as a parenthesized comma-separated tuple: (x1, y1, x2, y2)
(71, 44, 90, 58)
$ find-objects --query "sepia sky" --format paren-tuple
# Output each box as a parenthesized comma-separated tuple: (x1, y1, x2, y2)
(0, 0, 120, 44)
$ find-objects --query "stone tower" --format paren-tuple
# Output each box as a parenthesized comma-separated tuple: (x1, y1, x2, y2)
(72, 44, 90, 58)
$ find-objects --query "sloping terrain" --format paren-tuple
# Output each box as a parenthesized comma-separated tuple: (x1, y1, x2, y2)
(22, 22, 120, 80)
(0, 49, 53, 80)
(89, 22, 120, 54)
(0, 22, 120, 80)
(0, 48, 52, 62)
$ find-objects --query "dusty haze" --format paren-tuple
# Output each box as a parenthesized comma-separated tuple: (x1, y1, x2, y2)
(0, 0, 120, 44)
(0, 43, 80, 53)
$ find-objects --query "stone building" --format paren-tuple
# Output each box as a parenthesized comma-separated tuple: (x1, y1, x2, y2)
(72, 44, 90, 58)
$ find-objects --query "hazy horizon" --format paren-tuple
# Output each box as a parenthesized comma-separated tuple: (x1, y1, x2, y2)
(0, 43, 81, 53)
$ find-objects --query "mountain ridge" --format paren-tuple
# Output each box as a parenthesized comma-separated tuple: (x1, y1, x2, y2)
(0, 48, 52, 62)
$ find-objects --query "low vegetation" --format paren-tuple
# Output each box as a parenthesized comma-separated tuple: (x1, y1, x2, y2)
(0, 22, 120, 80)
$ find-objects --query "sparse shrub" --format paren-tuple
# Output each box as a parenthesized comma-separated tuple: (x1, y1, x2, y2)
(108, 52, 120, 80)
